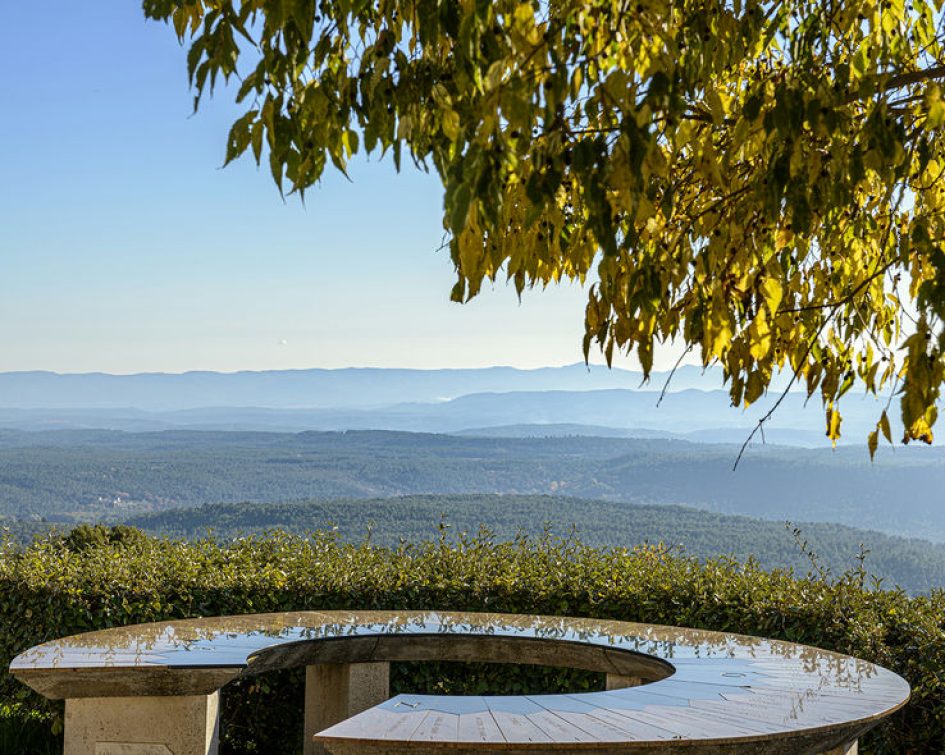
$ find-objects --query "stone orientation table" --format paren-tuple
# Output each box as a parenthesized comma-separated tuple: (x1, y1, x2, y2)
(10, 610, 909, 754)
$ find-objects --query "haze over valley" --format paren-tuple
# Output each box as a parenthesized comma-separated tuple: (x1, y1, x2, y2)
(3, 366, 944, 594)
(0, 364, 904, 444)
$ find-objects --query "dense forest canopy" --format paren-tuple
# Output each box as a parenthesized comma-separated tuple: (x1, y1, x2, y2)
(116, 494, 945, 594)
(142, 0, 945, 451)
(4, 428, 945, 538)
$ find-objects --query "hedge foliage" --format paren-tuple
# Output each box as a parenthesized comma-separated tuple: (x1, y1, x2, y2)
(2, 525, 944, 753)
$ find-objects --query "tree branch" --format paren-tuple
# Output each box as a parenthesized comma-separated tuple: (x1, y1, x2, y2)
(882, 64, 945, 91)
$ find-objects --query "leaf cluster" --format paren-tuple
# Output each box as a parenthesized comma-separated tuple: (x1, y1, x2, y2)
(143, 0, 945, 451)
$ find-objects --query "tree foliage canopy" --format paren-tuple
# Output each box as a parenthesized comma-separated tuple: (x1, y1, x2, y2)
(143, 0, 945, 452)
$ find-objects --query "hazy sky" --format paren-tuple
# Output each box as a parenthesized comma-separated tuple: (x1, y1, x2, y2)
(0, 2, 688, 374)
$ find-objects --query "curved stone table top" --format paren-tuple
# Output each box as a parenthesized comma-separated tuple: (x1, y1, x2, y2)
(11, 610, 909, 752)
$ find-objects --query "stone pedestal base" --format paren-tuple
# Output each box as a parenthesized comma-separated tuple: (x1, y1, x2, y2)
(305, 662, 390, 755)
(605, 673, 643, 690)
(825, 742, 858, 755)
(64, 693, 219, 755)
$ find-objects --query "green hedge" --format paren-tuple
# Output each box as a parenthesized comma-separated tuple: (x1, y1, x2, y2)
(1, 526, 943, 753)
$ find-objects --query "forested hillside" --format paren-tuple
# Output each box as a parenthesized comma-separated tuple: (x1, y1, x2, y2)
(3, 429, 944, 540)
(123, 494, 945, 595)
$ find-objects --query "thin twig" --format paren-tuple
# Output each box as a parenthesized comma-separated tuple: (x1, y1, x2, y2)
(656, 345, 693, 407)
(733, 350, 811, 471)
(734, 301, 842, 470)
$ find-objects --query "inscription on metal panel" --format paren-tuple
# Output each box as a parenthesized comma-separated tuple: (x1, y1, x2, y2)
(95, 744, 173, 755)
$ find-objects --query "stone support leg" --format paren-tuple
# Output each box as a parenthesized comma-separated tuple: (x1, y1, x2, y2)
(824, 742, 858, 755)
(305, 662, 390, 755)
(64, 693, 219, 755)
(605, 673, 643, 690)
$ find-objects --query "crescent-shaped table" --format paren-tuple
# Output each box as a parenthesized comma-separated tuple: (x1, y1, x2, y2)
(10, 610, 909, 754)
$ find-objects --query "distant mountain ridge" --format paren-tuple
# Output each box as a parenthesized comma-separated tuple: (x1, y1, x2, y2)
(0, 386, 893, 446)
(0, 364, 724, 410)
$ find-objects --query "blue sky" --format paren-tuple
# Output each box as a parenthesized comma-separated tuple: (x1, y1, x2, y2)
(0, 2, 678, 374)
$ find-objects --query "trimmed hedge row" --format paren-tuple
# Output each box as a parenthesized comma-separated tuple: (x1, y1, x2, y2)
(1, 526, 944, 753)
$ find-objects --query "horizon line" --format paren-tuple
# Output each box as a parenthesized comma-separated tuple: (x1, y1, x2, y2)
(0, 362, 716, 378)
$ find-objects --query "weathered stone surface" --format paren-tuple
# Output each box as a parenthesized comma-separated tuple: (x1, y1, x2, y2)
(64, 693, 219, 755)
(605, 673, 643, 690)
(95, 745, 173, 755)
(16, 667, 239, 700)
(9, 610, 909, 753)
(305, 663, 390, 755)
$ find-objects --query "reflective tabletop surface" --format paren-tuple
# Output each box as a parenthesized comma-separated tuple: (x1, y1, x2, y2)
(11, 610, 910, 748)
